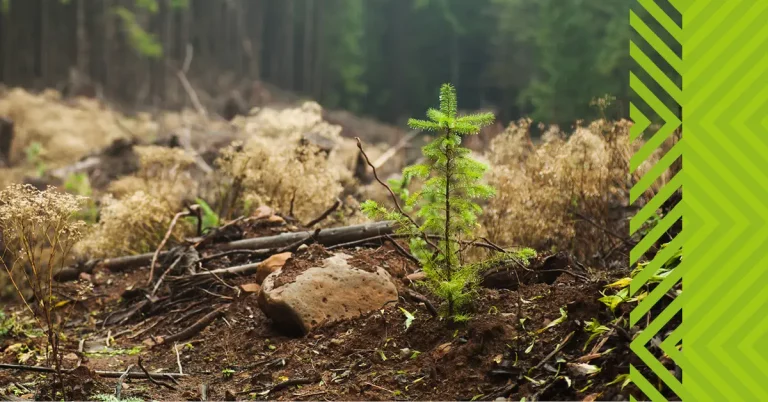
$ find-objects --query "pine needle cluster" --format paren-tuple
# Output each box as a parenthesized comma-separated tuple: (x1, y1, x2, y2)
(363, 84, 495, 320)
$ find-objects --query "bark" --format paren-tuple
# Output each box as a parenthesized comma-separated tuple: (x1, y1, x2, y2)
(76, 0, 89, 76)
(282, 0, 295, 90)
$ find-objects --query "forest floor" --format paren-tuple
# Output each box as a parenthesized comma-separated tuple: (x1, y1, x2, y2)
(1, 214, 642, 401)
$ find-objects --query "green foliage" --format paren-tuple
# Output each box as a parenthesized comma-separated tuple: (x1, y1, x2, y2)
(24, 142, 46, 177)
(63, 173, 99, 223)
(114, 6, 163, 59)
(194, 198, 220, 232)
(363, 83, 495, 319)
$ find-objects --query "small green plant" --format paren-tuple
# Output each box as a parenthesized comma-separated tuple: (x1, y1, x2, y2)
(63, 173, 99, 223)
(222, 368, 236, 378)
(24, 142, 46, 177)
(193, 198, 220, 232)
(362, 83, 495, 320)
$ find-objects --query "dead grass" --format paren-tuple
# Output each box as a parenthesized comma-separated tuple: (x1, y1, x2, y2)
(481, 118, 673, 261)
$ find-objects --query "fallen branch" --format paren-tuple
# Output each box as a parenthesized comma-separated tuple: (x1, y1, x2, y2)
(0, 364, 185, 379)
(148, 210, 192, 286)
(138, 357, 177, 390)
(56, 221, 395, 282)
(160, 306, 227, 344)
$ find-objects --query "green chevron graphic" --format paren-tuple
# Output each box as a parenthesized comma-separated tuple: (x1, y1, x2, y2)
(629, 0, 768, 400)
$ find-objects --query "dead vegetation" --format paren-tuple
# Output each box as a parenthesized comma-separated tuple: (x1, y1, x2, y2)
(0, 88, 678, 401)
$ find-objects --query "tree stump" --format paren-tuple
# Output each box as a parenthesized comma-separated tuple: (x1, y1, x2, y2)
(0, 117, 13, 167)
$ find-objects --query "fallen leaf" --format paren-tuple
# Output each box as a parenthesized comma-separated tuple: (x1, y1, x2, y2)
(605, 277, 631, 289)
(582, 392, 602, 402)
(493, 354, 503, 364)
(567, 363, 601, 376)
(255, 252, 292, 283)
(240, 283, 262, 293)
(432, 342, 452, 359)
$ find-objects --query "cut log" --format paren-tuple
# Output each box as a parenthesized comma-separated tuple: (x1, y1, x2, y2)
(54, 221, 396, 282)
(0, 117, 13, 167)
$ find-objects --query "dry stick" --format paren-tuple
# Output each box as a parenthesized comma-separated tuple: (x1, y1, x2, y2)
(173, 343, 184, 375)
(269, 376, 321, 394)
(56, 221, 394, 281)
(383, 234, 420, 264)
(137, 357, 177, 390)
(198, 249, 261, 264)
(161, 306, 226, 344)
(355, 137, 441, 254)
(151, 255, 183, 297)
(0, 364, 185, 379)
(148, 211, 191, 286)
(304, 198, 342, 228)
(372, 129, 420, 169)
(127, 316, 168, 340)
(531, 331, 575, 373)
(405, 288, 438, 317)
(115, 364, 134, 400)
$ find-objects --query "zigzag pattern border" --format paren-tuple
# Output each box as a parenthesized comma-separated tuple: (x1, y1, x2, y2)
(628, 0, 684, 400)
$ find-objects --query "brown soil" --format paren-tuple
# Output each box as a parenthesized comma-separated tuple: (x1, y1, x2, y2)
(0, 221, 671, 401)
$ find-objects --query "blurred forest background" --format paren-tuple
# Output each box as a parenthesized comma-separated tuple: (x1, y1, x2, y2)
(0, 0, 633, 127)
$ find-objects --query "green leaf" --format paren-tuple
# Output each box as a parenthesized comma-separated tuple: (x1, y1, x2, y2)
(537, 307, 567, 333)
(399, 307, 416, 329)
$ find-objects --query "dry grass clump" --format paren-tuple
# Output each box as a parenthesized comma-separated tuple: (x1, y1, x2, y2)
(108, 145, 198, 209)
(0, 88, 156, 168)
(76, 191, 191, 258)
(215, 140, 345, 223)
(78, 146, 198, 257)
(483, 118, 670, 261)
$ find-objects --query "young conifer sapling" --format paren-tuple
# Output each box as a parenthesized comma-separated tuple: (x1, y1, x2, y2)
(362, 83, 495, 321)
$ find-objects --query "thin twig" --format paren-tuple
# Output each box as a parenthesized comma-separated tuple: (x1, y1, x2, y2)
(269, 376, 320, 394)
(198, 249, 261, 264)
(137, 357, 177, 390)
(115, 364, 134, 400)
(173, 343, 184, 375)
(570, 209, 636, 246)
(405, 288, 438, 317)
(148, 211, 191, 286)
(151, 255, 183, 297)
(384, 235, 420, 264)
(305, 198, 341, 228)
(531, 331, 575, 372)
(0, 363, 185, 379)
(355, 137, 441, 253)
(161, 306, 227, 344)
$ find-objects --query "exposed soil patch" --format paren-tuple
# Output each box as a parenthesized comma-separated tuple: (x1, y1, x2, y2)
(0, 219, 671, 401)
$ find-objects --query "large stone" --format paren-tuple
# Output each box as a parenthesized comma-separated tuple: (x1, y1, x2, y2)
(258, 253, 398, 335)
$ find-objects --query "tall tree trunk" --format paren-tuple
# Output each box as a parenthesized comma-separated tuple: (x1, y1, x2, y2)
(76, 0, 89, 77)
(282, 0, 294, 90)
(103, 0, 114, 99)
(249, 0, 264, 79)
(302, 0, 314, 94)
(38, 0, 48, 85)
(312, 5, 324, 100)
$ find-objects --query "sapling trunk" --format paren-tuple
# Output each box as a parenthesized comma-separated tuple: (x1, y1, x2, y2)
(361, 83, 496, 320)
